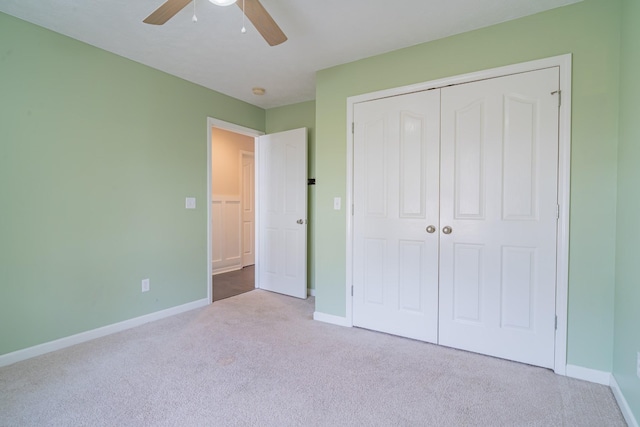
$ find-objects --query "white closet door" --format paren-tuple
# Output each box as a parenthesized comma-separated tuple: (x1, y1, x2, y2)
(352, 90, 441, 343)
(438, 68, 560, 368)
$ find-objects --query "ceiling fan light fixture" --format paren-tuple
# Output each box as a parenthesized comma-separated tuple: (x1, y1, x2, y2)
(144, 0, 287, 46)
(208, 0, 237, 6)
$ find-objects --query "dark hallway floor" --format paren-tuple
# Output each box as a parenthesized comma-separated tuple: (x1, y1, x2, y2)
(212, 265, 255, 302)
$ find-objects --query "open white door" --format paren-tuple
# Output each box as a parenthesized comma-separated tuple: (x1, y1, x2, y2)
(257, 128, 308, 299)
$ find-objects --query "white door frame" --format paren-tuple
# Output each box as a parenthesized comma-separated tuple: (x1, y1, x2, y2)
(207, 117, 264, 303)
(345, 54, 572, 375)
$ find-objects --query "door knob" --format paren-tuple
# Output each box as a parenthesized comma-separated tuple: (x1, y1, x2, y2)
(442, 226, 452, 235)
(296, 219, 304, 224)
(426, 225, 436, 234)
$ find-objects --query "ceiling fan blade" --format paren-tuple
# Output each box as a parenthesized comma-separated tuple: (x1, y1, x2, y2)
(143, 0, 192, 25)
(237, 0, 287, 46)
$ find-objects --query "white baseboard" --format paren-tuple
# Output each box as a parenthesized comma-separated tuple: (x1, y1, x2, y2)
(0, 298, 210, 368)
(313, 311, 351, 327)
(212, 265, 242, 275)
(565, 364, 612, 385)
(610, 374, 639, 427)
(308, 288, 316, 297)
(566, 364, 638, 426)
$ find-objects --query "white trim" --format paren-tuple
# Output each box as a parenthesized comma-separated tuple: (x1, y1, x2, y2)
(208, 118, 265, 138)
(212, 194, 242, 201)
(207, 118, 263, 301)
(553, 54, 572, 376)
(308, 288, 316, 297)
(211, 195, 242, 274)
(348, 55, 573, 105)
(207, 120, 213, 303)
(564, 366, 638, 426)
(565, 364, 611, 385)
(0, 298, 209, 368)
(611, 374, 640, 427)
(345, 54, 572, 373)
(212, 265, 243, 276)
(345, 100, 355, 327)
(313, 311, 351, 327)
(254, 137, 260, 290)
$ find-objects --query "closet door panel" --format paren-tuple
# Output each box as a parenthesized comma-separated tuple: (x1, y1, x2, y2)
(439, 67, 560, 369)
(352, 89, 441, 343)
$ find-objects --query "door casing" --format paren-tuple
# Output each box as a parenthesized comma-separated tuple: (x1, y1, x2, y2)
(345, 54, 572, 375)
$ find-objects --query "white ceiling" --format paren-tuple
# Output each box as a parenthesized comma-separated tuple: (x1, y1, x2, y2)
(0, 0, 581, 109)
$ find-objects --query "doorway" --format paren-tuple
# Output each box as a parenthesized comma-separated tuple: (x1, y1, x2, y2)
(207, 119, 309, 303)
(207, 119, 263, 303)
(211, 127, 256, 300)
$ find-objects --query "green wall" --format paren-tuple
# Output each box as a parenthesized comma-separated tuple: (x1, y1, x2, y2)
(314, 0, 621, 372)
(613, 0, 640, 419)
(2, 3, 637, 416)
(266, 102, 316, 291)
(0, 12, 265, 356)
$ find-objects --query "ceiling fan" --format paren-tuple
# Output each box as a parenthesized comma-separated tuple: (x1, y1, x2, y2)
(143, 0, 287, 46)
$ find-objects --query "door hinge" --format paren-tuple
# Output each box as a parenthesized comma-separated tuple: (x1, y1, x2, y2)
(352, 204, 354, 216)
(551, 90, 561, 107)
(556, 204, 560, 219)
(555, 315, 558, 330)
(351, 286, 354, 296)
(352, 122, 355, 134)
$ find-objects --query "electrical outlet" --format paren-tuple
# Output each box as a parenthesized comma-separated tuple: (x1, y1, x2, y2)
(637, 352, 640, 379)
(141, 278, 150, 293)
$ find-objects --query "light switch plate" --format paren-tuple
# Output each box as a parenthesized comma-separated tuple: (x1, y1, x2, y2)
(185, 197, 196, 209)
(141, 278, 150, 293)
(334, 197, 341, 210)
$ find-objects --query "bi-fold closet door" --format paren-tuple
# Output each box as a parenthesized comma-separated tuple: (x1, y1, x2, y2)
(352, 68, 560, 369)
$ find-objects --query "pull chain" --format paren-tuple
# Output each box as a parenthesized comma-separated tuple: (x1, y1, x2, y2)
(241, 0, 246, 33)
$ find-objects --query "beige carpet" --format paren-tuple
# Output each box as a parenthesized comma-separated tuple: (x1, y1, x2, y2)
(0, 290, 626, 426)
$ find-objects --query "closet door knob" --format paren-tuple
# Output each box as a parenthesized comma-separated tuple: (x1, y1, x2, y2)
(426, 225, 436, 234)
(442, 226, 452, 235)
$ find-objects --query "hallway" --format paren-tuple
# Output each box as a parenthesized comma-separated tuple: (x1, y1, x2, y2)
(212, 266, 255, 301)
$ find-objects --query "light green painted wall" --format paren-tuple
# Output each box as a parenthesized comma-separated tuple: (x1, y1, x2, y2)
(0, 12, 265, 356)
(613, 0, 640, 419)
(266, 101, 316, 290)
(315, 0, 621, 372)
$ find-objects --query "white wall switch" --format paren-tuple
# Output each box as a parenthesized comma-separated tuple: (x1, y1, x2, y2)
(333, 197, 341, 210)
(185, 197, 196, 209)
(141, 278, 150, 293)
